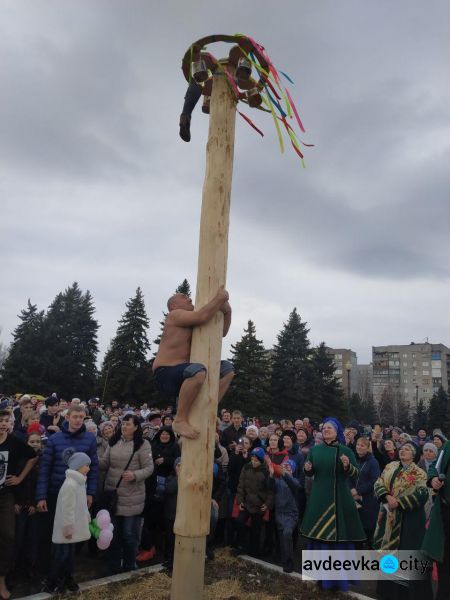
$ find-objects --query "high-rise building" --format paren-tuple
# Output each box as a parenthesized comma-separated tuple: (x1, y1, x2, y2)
(326, 348, 357, 397)
(372, 342, 450, 408)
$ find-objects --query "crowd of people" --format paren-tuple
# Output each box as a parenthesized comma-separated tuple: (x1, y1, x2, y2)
(0, 392, 449, 600)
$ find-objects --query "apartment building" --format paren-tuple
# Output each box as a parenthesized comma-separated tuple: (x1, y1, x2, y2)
(372, 342, 450, 407)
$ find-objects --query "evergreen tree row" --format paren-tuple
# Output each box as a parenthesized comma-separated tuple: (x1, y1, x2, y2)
(1, 283, 98, 399)
(227, 309, 346, 421)
(9, 281, 446, 430)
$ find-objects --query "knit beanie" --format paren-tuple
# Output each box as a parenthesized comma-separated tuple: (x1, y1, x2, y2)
(432, 429, 448, 443)
(399, 442, 417, 457)
(27, 422, 45, 435)
(286, 459, 297, 474)
(423, 442, 438, 456)
(246, 425, 259, 436)
(99, 420, 114, 434)
(251, 447, 266, 462)
(63, 447, 91, 471)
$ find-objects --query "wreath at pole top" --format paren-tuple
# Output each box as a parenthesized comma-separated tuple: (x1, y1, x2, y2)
(181, 33, 313, 165)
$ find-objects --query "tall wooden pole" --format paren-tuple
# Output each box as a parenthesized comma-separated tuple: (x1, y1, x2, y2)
(170, 67, 236, 600)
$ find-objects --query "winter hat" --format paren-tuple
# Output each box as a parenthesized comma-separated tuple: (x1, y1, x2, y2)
(432, 429, 447, 443)
(399, 442, 417, 457)
(84, 419, 98, 433)
(250, 447, 265, 462)
(347, 420, 361, 432)
(399, 433, 413, 442)
(282, 430, 297, 444)
(286, 459, 297, 474)
(323, 417, 345, 444)
(423, 442, 438, 456)
(63, 447, 91, 471)
(27, 422, 45, 435)
(99, 420, 114, 434)
(246, 425, 259, 436)
(392, 427, 403, 435)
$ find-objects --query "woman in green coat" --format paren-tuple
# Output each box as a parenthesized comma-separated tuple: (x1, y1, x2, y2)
(300, 417, 365, 591)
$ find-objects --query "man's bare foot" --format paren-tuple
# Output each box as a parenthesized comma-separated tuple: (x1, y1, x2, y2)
(173, 419, 200, 439)
(0, 583, 11, 600)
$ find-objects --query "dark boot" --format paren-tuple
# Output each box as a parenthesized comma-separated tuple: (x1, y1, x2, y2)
(179, 114, 191, 142)
(65, 575, 80, 592)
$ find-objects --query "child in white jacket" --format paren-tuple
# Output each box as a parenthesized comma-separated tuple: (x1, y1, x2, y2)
(44, 448, 91, 593)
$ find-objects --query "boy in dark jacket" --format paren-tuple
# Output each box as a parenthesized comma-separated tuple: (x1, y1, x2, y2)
(235, 447, 273, 558)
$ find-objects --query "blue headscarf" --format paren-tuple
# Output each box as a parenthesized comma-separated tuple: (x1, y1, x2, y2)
(322, 416, 345, 445)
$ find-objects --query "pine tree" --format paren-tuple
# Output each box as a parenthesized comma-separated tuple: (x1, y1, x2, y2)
(1, 301, 45, 393)
(270, 308, 312, 419)
(42, 283, 99, 399)
(99, 287, 151, 405)
(226, 320, 271, 417)
(413, 399, 428, 431)
(427, 387, 450, 435)
(153, 279, 192, 353)
(310, 343, 346, 422)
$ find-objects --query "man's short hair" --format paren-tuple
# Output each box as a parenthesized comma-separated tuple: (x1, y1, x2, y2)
(67, 405, 86, 416)
(232, 410, 243, 418)
(0, 409, 12, 419)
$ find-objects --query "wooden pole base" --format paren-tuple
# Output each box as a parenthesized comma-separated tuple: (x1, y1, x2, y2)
(170, 535, 206, 600)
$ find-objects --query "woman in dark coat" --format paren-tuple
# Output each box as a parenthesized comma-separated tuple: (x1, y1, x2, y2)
(150, 427, 181, 478)
(296, 427, 313, 457)
(349, 436, 380, 545)
(137, 427, 180, 562)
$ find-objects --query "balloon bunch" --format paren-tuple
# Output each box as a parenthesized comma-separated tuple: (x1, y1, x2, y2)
(89, 509, 114, 550)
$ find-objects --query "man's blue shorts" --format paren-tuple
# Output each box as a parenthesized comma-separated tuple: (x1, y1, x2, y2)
(154, 360, 234, 397)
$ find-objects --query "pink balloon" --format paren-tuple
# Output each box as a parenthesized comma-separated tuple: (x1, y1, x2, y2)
(97, 528, 113, 549)
(97, 536, 109, 550)
(96, 510, 111, 529)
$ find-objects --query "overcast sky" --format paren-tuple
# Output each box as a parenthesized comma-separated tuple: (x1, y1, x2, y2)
(1, 0, 449, 368)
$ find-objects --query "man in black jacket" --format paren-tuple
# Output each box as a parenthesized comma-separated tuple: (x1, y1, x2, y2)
(221, 410, 246, 453)
(39, 396, 64, 437)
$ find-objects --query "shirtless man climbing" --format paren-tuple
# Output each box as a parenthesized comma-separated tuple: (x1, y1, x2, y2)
(152, 286, 234, 439)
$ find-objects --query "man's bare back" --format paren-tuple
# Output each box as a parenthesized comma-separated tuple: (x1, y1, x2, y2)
(152, 287, 233, 439)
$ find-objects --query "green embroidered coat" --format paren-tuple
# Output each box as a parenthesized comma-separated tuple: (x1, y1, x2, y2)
(422, 441, 450, 562)
(300, 442, 366, 542)
(372, 461, 428, 551)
